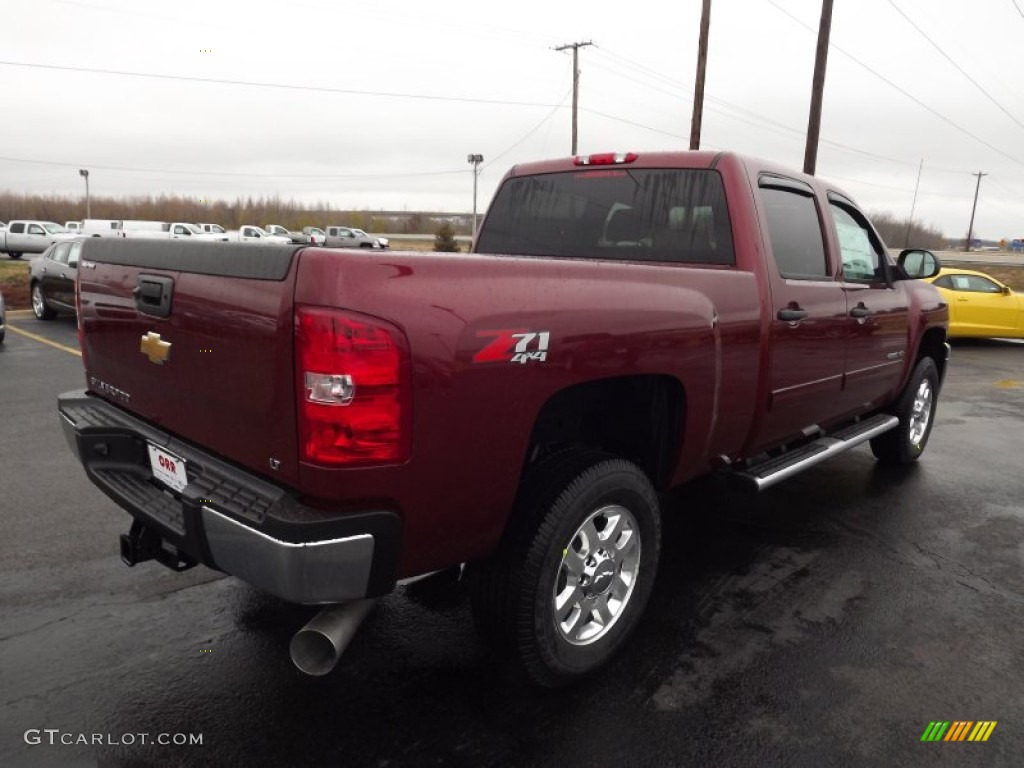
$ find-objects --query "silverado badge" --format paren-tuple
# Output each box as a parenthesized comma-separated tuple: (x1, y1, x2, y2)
(140, 332, 172, 365)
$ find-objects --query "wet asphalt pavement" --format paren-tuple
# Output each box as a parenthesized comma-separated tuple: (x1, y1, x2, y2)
(1, 313, 1022, 768)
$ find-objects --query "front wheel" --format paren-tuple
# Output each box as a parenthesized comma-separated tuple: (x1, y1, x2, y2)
(870, 356, 939, 464)
(469, 451, 661, 687)
(31, 283, 56, 320)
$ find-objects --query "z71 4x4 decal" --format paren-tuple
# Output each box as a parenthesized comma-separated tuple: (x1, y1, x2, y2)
(474, 329, 551, 365)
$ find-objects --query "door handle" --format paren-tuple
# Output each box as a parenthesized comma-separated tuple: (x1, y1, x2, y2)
(777, 307, 808, 322)
(849, 304, 871, 318)
(41, 267, 47, 274)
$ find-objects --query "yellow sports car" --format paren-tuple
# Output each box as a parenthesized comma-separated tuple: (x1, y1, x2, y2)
(926, 268, 1023, 338)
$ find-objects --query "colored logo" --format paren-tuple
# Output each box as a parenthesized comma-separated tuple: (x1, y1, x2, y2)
(474, 329, 551, 365)
(920, 721, 997, 742)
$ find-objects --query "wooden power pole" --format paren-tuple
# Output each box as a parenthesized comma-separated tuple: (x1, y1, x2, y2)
(555, 41, 593, 154)
(803, 0, 834, 175)
(965, 171, 987, 251)
(690, 0, 712, 150)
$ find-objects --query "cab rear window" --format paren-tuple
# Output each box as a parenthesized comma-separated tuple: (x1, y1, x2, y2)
(476, 169, 735, 265)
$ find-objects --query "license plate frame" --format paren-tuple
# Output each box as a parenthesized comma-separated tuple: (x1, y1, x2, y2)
(147, 443, 188, 493)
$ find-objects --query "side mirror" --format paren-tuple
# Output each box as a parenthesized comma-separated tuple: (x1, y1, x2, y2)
(897, 249, 941, 279)
(1002, 285, 1012, 295)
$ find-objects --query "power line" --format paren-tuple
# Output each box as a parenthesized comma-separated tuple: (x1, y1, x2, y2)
(590, 47, 931, 169)
(0, 59, 563, 110)
(763, 0, 1024, 166)
(888, 1, 1024, 133)
(579, 107, 688, 141)
(0, 154, 466, 180)
(484, 89, 573, 171)
(1013, 0, 1024, 19)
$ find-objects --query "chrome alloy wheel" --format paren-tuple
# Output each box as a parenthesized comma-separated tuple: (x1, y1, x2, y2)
(908, 378, 933, 447)
(31, 285, 45, 318)
(553, 504, 641, 646)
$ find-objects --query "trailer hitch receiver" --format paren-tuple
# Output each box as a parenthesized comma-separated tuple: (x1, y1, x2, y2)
(120, 520, 197, 572)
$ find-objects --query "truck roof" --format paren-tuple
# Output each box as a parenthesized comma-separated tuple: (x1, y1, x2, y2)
(503, 150, 858, 212)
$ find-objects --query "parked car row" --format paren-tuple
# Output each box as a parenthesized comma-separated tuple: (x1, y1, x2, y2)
(2, 219, 391, 256)
(76, 219, 229, 242)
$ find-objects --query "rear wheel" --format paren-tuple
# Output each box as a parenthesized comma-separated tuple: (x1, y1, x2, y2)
(870, 356, 939, 464)
(31, 283, 56, 320)
(469, 451, 661, 687)
(8, 252, 22, 260)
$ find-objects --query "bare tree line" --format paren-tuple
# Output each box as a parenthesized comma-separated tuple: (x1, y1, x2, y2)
(0, 192, 470, 235)
(867, 211, 946, 250)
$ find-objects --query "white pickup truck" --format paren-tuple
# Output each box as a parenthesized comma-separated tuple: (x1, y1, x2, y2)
(0, 220, 78, 259)
(82, 220, 228, 241)
(198, 223, 227, 235)
(264, 224, 314, 244)
(224, 225, 291, 245)
(324, 225, 388, 249)
(302, 226, 326, 245)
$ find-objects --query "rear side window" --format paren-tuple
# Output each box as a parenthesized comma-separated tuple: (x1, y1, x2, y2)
(51, 242, 71, 264)
(760, 185, 828, 279)
(942, 274, 1003, 293)
(10, 222, 25, 234)
(476, 169, 735, 265)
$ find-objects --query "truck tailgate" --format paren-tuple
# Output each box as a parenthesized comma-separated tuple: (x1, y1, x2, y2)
(77, 239, 301, 487)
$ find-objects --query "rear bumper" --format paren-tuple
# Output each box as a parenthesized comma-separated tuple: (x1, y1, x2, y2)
(58, 390, 401, 605)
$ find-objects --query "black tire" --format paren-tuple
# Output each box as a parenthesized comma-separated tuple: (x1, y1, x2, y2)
(468, 450, 661, 688)
(31, 283, 56, 320)
(870, 356, 940, 464)
(9, 252, 22, 260)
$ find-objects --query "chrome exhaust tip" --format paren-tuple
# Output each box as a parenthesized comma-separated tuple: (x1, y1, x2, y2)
(289, 598, 377, 676)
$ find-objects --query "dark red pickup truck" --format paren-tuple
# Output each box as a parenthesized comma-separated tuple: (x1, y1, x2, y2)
(59, 151, 948, 686)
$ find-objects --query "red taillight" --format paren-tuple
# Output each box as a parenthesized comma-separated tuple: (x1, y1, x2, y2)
(295, 306, 410, 466)
(574, 152, 639, 166)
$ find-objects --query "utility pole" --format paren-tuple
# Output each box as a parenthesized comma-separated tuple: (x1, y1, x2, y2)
(903, 159, 923, 248)
(965, 171, 987, 251)
(467, 154, 483, 239)
(803, 0, 834, 175)
(554, 40, 593, 154)
(689, 0, 712, 150)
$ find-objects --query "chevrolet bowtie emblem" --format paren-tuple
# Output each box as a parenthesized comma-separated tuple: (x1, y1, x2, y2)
(140, 332, 171, 365)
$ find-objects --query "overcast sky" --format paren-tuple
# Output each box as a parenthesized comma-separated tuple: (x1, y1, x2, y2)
(3, 0, 1024, 239)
